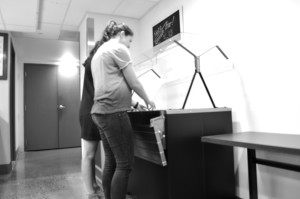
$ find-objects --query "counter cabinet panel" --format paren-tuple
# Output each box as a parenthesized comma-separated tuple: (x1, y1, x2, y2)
(127, 108, 235, 199)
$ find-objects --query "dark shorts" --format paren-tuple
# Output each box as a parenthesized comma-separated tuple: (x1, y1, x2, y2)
(79, 113, 101, 141)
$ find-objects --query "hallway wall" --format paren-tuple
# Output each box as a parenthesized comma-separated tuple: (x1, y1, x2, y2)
(0, 32, 11, 172)
(12, 37, 79, 152)
(138, 0, 300, 198)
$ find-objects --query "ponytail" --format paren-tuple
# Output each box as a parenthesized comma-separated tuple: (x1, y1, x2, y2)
(102, 20, 116, 42)
(110, 22, 134, 37)
(88, 20, 116, 57)
(87, 20, 134, 58)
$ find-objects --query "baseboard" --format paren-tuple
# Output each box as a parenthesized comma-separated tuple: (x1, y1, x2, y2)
(0, 162, 12, 175)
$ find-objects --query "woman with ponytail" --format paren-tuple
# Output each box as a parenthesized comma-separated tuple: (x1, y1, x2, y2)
(80, 21, 116, 199)
(91, 21, 155, 199)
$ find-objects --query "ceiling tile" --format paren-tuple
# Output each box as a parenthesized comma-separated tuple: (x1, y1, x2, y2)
(88, 0, 124, 14)
(114, 0, 156, 19)
(64, 0, 124, 27)
(0, 14, 4, 25)
(40, 0, 71, 24)
(0, 23, 5, 30)
(20, 23, 61, 39)
(5, 24, 36, 32)
(0, 0, 38, 28)
(62, 0, 91, 27)
(36, 23, 61, 39)
(2, 0, 162, 40)
(61, 25, 79, 31)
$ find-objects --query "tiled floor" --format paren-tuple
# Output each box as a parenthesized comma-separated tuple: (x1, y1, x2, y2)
(0, 147, 87, 199)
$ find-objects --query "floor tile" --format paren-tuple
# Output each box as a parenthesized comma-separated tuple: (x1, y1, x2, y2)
(0, 148, 86, 199)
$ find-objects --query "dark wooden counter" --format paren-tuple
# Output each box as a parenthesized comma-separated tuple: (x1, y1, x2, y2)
(127, 108, 235, 199)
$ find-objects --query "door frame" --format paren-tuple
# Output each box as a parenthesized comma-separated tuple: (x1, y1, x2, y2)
(10, 40, 16, 160)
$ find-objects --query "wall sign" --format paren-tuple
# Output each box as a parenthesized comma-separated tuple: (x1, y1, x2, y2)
(152, 10, 181, 47)
(0, 33, 8, 80)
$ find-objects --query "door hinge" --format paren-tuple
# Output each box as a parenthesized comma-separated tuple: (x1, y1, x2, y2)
(25, 71, 27, 77)
(25, 105, 26, 111)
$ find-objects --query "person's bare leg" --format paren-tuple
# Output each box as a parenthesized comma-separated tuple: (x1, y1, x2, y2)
(92, 158, 99, 189)
(81, 139, 99, 195)
(92, 156, 104, 197)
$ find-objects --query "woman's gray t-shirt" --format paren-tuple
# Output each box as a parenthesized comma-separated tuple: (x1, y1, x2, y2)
(91, 40, 132, 114)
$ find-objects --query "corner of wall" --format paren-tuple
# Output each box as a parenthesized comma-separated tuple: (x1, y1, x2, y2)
(0, 32, 11, 169)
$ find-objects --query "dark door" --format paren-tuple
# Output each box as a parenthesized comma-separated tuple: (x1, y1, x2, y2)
(24, 64, 59, 150)
(57, 67, 81, 148)
(24, 63, 81, 150)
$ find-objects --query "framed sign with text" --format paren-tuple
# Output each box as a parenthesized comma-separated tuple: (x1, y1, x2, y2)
(0, 33, 8, 80)
(152, 9, 183, 47)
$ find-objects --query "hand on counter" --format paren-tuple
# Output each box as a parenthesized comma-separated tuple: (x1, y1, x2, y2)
(145, 100, 156, 111)
(132, 100, 156, 111)
(136, 103, 148, 111)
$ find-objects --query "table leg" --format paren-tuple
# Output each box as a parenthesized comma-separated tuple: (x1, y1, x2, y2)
(247, 149, 258, 199)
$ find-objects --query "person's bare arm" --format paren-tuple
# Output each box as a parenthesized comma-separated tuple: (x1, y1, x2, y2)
(122, 63, 155, 109)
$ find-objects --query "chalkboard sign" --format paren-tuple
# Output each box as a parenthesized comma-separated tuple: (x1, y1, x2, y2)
(152, 10, 181, 47)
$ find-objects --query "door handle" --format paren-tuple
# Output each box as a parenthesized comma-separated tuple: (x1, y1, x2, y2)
(58, 105, 66, 110)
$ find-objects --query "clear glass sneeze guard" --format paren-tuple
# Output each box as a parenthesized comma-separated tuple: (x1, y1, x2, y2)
(132, 32, 234, 110)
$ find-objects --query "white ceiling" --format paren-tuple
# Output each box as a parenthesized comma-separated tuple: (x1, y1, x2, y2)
(0, 0, 161, 41)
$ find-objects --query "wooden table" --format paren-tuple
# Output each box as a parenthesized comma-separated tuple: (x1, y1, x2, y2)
(202, 132, 300, 199)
